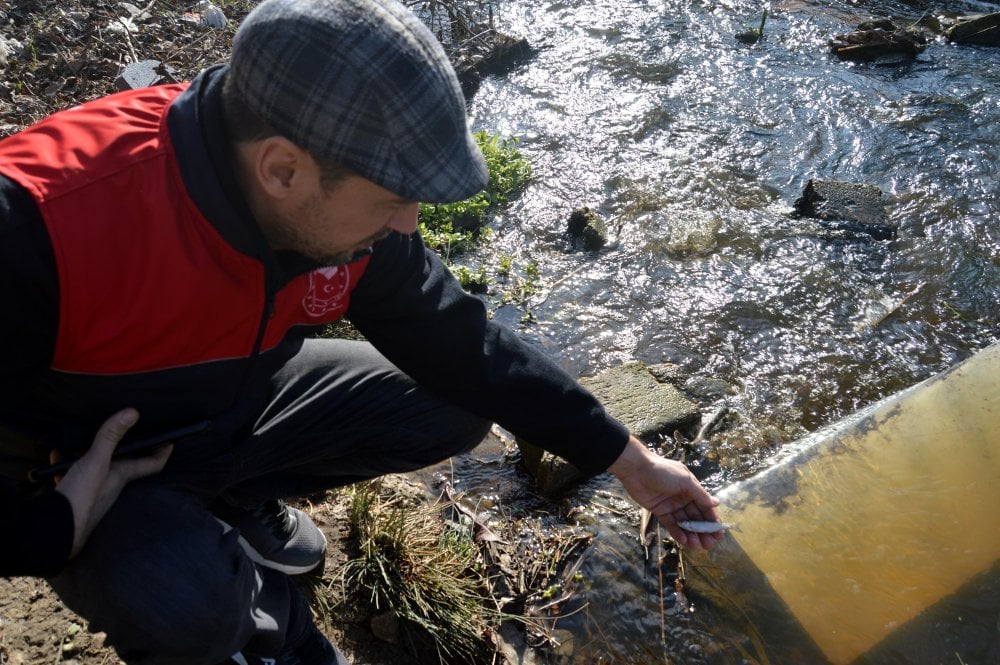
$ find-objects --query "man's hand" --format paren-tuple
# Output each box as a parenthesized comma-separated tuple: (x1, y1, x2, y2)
(52, 409, 172, 557)
(608, 435, 723, 550)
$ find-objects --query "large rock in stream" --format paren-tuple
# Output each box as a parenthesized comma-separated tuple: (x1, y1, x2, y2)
(566, 206, 608, 251)
(829, 19, 927, 61)
(454, 31, 534, 97)
(947, 13, 1000, 47)
(518, 362, 700, 495)
(791, 179, 896, 240)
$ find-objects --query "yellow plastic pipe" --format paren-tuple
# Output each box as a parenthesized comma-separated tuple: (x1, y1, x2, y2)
(688, 342, 1000, 664)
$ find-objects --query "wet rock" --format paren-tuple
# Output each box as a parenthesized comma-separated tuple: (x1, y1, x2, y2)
(683, 376, 737, 400)
(477, 33, 534, 76)
(518, 363, 699, 494)
(549, 628, 576, 657)
(492, 622, 545, 665)
(947, 13, 1000, 47)
(455, 63, 481, 98)
(581, 362, 700, 438)
(735, 10, 768, 45)
(455, 31, 534, 98)
(492, 623, 522, 665)
(515, 441, 583, 497)
(647, 362, 687, 385)
(792, 179, 896, 240)
(567, 206, 607, 251)
(114, 60, 176, 91)
(829, 20, 927, 61)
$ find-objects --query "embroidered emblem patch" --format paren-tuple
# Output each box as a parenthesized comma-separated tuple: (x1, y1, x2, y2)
(302, 266, 350, 318)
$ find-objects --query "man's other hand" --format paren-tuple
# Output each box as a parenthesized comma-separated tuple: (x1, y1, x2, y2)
(52, 409, 172, 557)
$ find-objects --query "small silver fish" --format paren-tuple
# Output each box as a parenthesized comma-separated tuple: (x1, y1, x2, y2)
(677, 520, 735, 534)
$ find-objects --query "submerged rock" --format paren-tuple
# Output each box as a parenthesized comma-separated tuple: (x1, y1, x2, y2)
(518, 362, 700, 494)
(735, 10, 768, 45)
(580, 363, 700, 437)
(567, 206, 607, 251)
(792, 179, 896, 240)
(476, 33, 534, 76)
(829, 20, 927, 61)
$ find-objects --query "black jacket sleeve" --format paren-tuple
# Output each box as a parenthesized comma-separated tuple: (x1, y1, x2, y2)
(0, 174, 73, 577)
(346, 230, 630, 474)
(0, 482, 75, 577)
(0, 175, 57, 394)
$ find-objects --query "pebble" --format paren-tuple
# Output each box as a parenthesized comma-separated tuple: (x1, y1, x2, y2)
(199, 2, 227, 28)
(370, 610, 399, 643)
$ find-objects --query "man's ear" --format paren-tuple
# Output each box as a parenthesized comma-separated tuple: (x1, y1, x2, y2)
(252, 136, 310, 200)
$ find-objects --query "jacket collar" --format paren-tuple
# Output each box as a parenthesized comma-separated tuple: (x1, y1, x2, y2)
(166, 64, 267, 259)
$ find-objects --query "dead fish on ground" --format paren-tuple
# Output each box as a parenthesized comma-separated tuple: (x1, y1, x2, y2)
(677, 520, 736, 534)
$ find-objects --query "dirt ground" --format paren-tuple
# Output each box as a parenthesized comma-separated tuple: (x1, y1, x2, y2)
(0, 488, 426, 664)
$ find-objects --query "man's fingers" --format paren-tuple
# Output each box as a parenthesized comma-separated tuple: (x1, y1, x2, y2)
(111, 444, 173, 482)
(87, 408, 140, 460)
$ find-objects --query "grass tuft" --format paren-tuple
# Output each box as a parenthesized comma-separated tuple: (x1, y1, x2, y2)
(339, 481, 500, 664)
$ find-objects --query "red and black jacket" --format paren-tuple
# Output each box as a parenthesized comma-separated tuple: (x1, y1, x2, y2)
(0, 71, 369, 454)
(0, 65, 629, 576)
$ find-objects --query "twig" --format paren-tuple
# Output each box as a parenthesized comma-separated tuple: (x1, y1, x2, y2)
(690, 401, 729, 447)
(657, 523, 666, 644)
(113, 15, 140, 64)
(640, 507, 654, 559)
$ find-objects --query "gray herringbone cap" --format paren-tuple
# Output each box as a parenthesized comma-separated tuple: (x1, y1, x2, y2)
(230, 0, 488, 203)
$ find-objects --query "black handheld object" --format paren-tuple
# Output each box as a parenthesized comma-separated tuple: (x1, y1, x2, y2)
(27, 420, 211, 483)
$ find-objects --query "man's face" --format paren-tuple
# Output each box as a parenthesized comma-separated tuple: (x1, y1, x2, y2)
(262, 173, 420, 266)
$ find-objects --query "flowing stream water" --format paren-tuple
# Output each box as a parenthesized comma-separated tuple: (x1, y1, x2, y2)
(419, 0, 999, 662)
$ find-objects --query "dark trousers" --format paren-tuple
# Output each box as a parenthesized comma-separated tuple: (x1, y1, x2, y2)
(49, 339, 491, 664)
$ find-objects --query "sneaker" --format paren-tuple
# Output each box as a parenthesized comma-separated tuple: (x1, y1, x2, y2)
(213, 498, 327, 575)
(226, 625, 349, 665)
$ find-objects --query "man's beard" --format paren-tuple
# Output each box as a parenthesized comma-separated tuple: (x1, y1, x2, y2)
(260, 204, 393, 266)
(314, 229, 392, 266)
(321, 245, 373, 266)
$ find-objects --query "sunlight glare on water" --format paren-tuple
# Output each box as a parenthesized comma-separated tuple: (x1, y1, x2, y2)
(470, 0, 1000, 466)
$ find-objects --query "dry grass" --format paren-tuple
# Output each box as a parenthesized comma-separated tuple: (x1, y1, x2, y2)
(338, 480, 501, 664)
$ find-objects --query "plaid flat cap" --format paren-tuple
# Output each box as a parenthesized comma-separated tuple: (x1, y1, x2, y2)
(229, 0, 488, 203)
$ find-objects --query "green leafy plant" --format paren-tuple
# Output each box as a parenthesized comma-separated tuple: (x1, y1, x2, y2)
(496, 254, 515, 278)
(500, 259, 541, 307)
(450, 265, 491, 293)
(419, 131, 531, 257)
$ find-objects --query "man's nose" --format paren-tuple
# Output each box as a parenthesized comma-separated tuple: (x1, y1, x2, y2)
(387, 202, 420, 234)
